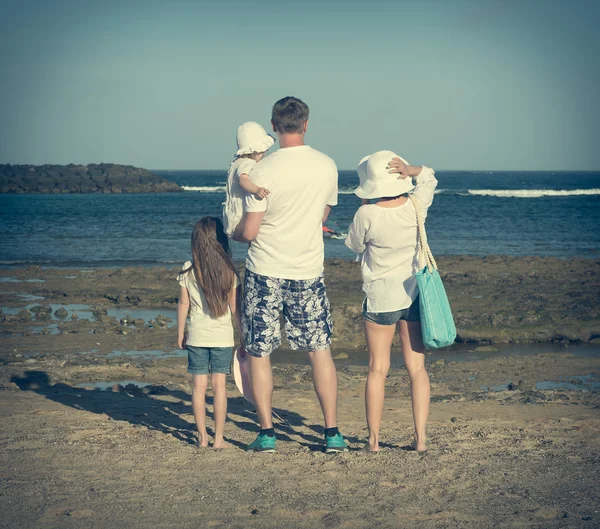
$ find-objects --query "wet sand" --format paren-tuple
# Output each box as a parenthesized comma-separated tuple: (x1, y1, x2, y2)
(1, 257, 599, 528)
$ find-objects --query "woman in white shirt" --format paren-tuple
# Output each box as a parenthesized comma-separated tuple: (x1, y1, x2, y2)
(345, 150, 438, 453)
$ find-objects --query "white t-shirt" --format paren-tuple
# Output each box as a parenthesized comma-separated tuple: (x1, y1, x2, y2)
(177, 261, 239, 347)
(223, 157, 257, 236)
(345, 167, 438, 312)
(244, 145, 338, 280)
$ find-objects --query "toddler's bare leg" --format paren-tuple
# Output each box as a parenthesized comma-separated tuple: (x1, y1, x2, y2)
(364, 320, 395, 451)
(397, 320, 429, 452)
(191, 374, 209, 447)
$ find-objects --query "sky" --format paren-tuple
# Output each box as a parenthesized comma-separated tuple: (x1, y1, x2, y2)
(0, 0, 599, 171)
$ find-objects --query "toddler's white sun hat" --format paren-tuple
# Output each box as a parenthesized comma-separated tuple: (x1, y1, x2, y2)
(354, 150, 415, 200)
(235, 121, 275, 156)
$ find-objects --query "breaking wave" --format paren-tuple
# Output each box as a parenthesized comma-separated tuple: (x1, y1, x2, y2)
(182, 185, 226, 192)
(465, 188, 600, 198)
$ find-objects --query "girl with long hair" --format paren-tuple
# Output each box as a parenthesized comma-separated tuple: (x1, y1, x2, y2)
(177, 216, 242, 448)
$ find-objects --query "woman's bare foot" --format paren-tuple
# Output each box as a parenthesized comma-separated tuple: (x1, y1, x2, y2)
(197, 434, 209, 448)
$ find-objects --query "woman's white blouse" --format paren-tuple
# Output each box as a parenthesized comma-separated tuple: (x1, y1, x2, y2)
(345, 167, 438, 313)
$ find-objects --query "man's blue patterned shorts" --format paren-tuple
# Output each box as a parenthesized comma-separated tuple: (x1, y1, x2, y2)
(242, 269, 333, 358)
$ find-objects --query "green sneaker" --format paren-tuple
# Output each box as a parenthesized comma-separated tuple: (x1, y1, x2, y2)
(246, 432, 276, 453)
(325, 432, 347, 453)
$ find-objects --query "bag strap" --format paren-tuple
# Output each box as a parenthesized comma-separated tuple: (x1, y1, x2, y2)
(408, 194, 437, 273)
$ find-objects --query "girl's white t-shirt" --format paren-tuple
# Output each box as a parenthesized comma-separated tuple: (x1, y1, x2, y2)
(345, 167, 438, 313)
(223, 158, 257, 236)
(177, 261, 239, 347)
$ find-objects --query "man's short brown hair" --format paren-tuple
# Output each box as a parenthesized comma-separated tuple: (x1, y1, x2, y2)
(271, 96, 309, 134)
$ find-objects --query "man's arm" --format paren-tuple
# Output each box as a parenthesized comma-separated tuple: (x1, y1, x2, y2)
(322, 205, 332, 223)
(232, 211, 265, 242)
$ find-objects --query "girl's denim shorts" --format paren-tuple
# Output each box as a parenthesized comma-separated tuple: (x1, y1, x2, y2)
(362, 296, 421, 326)
(186, 345, 233, 375)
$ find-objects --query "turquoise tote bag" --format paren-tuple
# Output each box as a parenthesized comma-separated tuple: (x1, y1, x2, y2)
(408, 196, 456, 349)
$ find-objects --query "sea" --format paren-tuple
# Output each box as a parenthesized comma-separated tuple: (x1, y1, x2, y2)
(1, 170, 599, 267)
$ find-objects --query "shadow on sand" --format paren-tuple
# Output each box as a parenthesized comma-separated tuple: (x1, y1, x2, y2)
(10, 371, 359, 451)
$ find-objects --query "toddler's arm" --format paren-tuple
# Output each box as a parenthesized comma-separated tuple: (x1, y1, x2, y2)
(177, 286, 190, 349)
(239, 173, 270, 199)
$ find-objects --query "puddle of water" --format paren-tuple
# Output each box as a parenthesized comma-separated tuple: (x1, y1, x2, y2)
(481, 375, 600, 392)
(1, 278, 47, 283)
(481, 381, 513, 392)
(0, 303, 176, 327)
(536, 374, 600, 391)
(75, 380, 151, 390)
(105, 308, 176, 328)
(107, 349, 186, 359)
(1, 303, 94, 320)
(274, 343, 600, 368)
(18, 294, 45, 301)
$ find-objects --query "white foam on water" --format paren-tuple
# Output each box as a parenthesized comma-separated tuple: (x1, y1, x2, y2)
(466, 188, 600, 198)
(182, 185, 226, 192)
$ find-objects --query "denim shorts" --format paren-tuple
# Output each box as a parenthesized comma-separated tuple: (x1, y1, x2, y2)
(242, 269, 333, 358)
(187, 345, 233, 375)
(362, 296, 421, 326)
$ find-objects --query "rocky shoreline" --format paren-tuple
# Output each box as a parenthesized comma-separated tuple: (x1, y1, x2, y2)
(0, 256, 598, 362)
(0, 163, 182, 194)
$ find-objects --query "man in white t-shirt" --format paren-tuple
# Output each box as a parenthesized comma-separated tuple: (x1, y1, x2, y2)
(234, 96, 346, 453)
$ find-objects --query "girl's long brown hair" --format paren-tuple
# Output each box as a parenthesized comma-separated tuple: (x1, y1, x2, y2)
(182, 217, 238, 318)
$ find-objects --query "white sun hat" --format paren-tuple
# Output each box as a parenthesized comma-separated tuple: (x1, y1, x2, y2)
(354, 150, 415, 199)
(233, 347, 254, 404)
(235, 121, 275, 157)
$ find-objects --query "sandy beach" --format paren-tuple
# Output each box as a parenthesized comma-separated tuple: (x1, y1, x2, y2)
(1, 257, 599, 528)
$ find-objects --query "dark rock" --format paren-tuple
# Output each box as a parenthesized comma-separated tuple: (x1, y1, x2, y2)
(519, 390, 548, 404)
(17, 310, 32, 322)
(30, 305, 52, 320)
(0, 163, 182, 194)
(54, 307, 68, 318)
(142, 385, 168, 395)
(162, 296, 178, 304)
(154, 314, 172, 326)
(97, 314, 117, 324)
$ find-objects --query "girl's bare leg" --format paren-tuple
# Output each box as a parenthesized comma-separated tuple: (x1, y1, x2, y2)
(191, 374, 209, 447)
(211, 373, 228, 448)
(364, 320, 395, 451)
(397, 320, 429, 452)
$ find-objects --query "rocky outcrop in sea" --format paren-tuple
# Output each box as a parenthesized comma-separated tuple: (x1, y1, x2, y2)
(0, 163, 182, 194)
